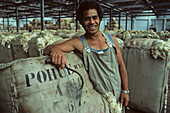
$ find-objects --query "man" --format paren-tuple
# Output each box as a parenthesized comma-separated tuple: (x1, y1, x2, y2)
(44, 0, 129, 110)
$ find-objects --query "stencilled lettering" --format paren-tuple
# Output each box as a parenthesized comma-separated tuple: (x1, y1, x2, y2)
(25, 63, 84, 87)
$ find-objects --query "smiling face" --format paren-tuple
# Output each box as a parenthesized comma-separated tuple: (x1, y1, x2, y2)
(81, 9, 100, 35)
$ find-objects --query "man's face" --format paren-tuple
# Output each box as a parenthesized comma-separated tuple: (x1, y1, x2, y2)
(81, 9, 100, 35)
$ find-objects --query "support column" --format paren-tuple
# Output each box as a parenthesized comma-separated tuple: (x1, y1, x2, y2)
(59, 11, 61, 29)
(73, 13, 75, 20)
(164, 19, 167, 31)
(131, 16, 133, 30)
(7, 14, 9, 32)
(109, 9, 112, 30)
(40, 0, 44, 31)
(76, 0, 79, 31)
(16, 6, 19, 32)
(26, 16, 28, 30)
(162, 19, 165, 31)
(118, 12, 121, 29)
(3, 17, 5, 30)
(125, 14, 128, 31)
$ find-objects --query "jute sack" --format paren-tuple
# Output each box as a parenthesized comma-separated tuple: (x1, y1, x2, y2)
(28, 37, 40, 57)
(0, 43, 14, 63)
(11, 37, 29, 60)
(0, 35, 29, 63)
(122, 38, 169, 113)
(28, 33, 63, 57)
(0, 53, 110, 113)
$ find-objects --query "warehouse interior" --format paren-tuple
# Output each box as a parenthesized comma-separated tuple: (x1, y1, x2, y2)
(0, 0, 170, 31)
(0, 0, 170, 113)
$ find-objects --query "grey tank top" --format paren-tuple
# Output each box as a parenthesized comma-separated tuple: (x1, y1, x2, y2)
(79, 32, 121, 100)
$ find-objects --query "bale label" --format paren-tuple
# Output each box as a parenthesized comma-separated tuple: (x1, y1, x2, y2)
(25, 63, 84, 87)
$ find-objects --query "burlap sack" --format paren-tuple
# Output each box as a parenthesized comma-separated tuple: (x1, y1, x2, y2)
(0, 36, 29, 63)
(0, 43, 14, 63)
(0, 53, 110, 113)
(122, 38, 169, 113)
(11, 37, 29, 59)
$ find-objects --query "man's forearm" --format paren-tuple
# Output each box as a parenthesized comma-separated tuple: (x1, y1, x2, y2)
(119, 64, 129, 91)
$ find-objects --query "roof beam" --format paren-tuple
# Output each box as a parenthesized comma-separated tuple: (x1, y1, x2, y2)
(99, 0, 137, 4)
(142, 0, 158, 16)
(113, 1, 170, 8)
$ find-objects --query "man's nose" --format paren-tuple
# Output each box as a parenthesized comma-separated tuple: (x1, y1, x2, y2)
(89, 18, 95, 24)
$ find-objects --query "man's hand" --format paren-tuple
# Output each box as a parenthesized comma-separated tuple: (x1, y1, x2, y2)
(120, 92, 129, 108)
(43, 45, 55, 55)
(50, 47, 68, 69)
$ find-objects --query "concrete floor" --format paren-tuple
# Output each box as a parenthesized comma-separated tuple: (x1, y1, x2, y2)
(125, 108, 146, 113)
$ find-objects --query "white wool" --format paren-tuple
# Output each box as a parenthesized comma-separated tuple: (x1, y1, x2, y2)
(151, 40, 169, 59)
(109, 102, 117, 109)
(107, 96, 117, 103)
(36, 33, 62, 52)
(20, 33, 37, 52)
(113, 103, 122, 113)
(1, 35, 16, 46)
(103, 92, 122, 113)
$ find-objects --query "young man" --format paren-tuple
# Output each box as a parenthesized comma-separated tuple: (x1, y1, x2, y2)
(44, 0, 129, 109)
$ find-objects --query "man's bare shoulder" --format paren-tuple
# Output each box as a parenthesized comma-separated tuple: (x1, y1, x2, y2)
(71, 37, 83, 49)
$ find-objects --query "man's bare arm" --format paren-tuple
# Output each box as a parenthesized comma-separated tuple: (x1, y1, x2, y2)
(43, 38, 82, 69)
(112, 35, 129, 108)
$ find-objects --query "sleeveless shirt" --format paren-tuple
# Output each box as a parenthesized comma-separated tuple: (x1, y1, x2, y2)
(79, 32, 121, 100)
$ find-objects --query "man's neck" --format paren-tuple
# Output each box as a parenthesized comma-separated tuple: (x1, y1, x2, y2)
(85, 31, 102, 40)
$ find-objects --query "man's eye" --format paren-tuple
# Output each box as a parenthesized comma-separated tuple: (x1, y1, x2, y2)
(84, 17, 90, 21)
(93, 16, 98, 20)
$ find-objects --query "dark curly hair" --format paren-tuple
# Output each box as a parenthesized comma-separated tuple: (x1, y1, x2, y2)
(76, 0, 103, 24)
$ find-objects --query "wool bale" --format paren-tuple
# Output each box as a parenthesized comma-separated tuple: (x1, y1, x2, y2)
(28, 37, 40, 57)
(11, 36, 29, 60)
(122, 38, 169, 113)
(28, 33, 63, 57)
(0, 43, 14, 63)
(33, 19, 39, 24)
(0, 53, 110, 113)
(112, 24, 119, 28)
(0, 35, 16, 63)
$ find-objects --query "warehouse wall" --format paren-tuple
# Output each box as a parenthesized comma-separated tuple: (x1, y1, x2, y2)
(109, 15, 170, 32)
(1, 15, 170, 32)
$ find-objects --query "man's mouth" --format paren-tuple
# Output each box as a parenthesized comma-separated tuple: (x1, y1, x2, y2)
(88, 25, 97, 31)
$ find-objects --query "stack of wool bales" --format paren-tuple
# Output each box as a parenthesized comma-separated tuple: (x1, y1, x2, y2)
(132, 30, 160, 39)
(122, 38, 170, 113)
(0, 31, 63, 63)
(105, 17, 119, 30)
(26, 31, 62, 56)
(54, 29, 77, 39)
(55, 18, 84, 31)
(0, 33, 17, 63)
(104, 29, 165, 44)
(104, 29, 118, 37)
(45, 20, 57, 30)
(156, 30, 170, 40)
(55, 19, 70, 29)
(111, 17, 119, 29)
(32, 19, 39, 27)
(20, 19, 41, 30)
(116, 30, 132, 42)
(0, 24, 16, 31)
(21, 18, 85, 31)
(0, 24, 3, 31)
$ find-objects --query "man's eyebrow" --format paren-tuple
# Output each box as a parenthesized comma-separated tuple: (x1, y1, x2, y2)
(84, 15, 98, 18)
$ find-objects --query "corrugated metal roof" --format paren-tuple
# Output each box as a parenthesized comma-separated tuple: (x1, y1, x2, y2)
(0, 0, 169, 18)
